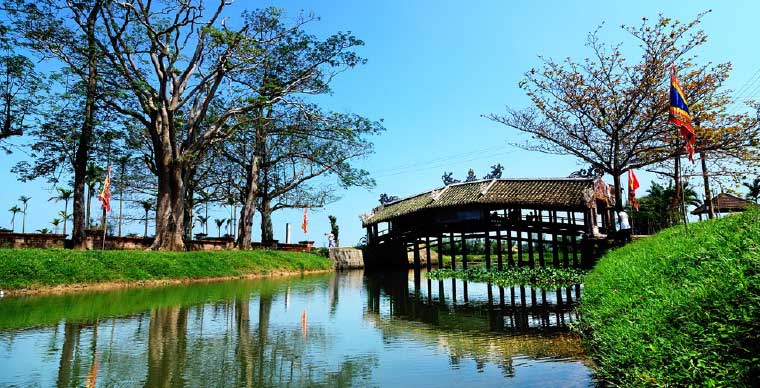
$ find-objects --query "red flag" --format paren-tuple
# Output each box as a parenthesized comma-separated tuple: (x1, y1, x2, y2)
(97, 166, 112, 213)
(628, 169, 640, 211)
(669, 66, 696, 162)
(301, 208, 308, 234)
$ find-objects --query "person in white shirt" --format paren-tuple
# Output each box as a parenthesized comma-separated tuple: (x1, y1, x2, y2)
(618, 210, 631, 242)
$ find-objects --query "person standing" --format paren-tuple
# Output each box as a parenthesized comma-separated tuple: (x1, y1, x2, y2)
(618, 210, 632, 243)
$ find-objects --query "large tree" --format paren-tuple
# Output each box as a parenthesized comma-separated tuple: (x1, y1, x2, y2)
(88, 3, 366, 250)
(6, 0, 109, 248)
(211, 11, 370, 249)
(487, 12, 756, 211)
(256, 107, 381, 242)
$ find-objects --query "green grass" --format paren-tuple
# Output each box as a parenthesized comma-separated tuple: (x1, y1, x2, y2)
(427, 266, 585, 289)
(0, 249, 333, 290)
(577, 209, 760, 387)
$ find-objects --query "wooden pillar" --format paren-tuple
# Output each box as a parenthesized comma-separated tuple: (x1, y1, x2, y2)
(537, 209, 545, 267)
(462, 233, 468, 270)
(413, 238, 421, 269)
(426, 278, 432, 304)
(463, 280, 469, 303)
(551, 211, 559, 267)
(507, 227, 515, 267)
(437, 235, 444, 269)
(366, 226, 373, 245)
(450, 232, 456, 270)
(451, 278, 457, 304)
(496, 228, 503, 271)
(425, 236, 432, 272)
(485, 231, 491, 270)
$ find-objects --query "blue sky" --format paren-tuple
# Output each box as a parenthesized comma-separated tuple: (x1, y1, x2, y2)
(1, 1, 758, 246)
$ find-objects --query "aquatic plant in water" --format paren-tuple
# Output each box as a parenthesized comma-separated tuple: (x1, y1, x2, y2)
(426, 266, 585, 289)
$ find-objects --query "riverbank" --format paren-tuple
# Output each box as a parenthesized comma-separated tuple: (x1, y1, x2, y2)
(578, 209, 759, 387)
(0, 248, 333, 295)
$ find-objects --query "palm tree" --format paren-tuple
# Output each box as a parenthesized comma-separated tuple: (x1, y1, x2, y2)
(51, 218, 62, 234)
(743, 177, 760, 204)
(137, 199, 153, 238)
(18, 196, 31, 233)
(36, 228, 51, 234)
(214, 218, 226, 238)
(58, 211, 72, 236)
(8, 205, 21, 232)
(196, 216, 209, 238)
(49, 187, 74, 235)
(196, 190, 213, 235)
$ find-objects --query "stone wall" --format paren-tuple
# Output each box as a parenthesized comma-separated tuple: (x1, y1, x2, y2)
(329, 248, 364, 270)
(407, 246, 439, 266)
(0, 232, 67, 249)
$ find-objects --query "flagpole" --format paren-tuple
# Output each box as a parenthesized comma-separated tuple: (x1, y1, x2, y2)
(102, 207, 107, 250)
(679, 147, 689, 235)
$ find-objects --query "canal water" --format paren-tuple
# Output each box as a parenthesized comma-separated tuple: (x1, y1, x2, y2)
(0, 271, 596, 387)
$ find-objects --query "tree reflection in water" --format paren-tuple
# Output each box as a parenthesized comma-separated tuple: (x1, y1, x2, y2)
(0, 271, 592, 387)
(364, 270, 588, 378)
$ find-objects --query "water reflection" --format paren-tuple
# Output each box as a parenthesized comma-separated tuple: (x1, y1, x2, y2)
(0, 271, 594, 387)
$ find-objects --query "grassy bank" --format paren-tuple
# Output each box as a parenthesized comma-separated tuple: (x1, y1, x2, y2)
(427, 266, 585, 289)
(577, 209, 760, 387)
(0, 249, 333, 290)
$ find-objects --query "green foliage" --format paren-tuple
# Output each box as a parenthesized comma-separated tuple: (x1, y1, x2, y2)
(0, 249, 332, 290)
(427, 266, 585, 289)
(577, 209, 760, 387)
(328, 214, 339, 242)
(630, 180, 701, 235)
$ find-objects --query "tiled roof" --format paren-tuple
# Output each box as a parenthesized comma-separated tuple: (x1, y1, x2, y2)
(691, 193, 754, 215)
(363, 178, 596, 226)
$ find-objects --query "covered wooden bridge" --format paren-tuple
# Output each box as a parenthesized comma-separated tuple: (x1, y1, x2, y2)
(361, 178, 613, 269)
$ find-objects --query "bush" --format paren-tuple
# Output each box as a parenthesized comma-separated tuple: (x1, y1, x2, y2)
(577, 209, 760, 387)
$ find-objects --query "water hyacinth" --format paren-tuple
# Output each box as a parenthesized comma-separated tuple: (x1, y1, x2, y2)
(426, 266, 585, 289)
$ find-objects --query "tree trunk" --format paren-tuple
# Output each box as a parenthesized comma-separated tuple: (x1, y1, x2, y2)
(237, 156, 260, 250)
(260, 197, 274, 242)
(700, 151, 715, 219)
(151, 155, 187, 251)
(86, 185, 93, 229)
(56, 322, 81, 388)
(71, 4, 100, 249)
(144, 209, 149, 238)
(612, 170, 623, 213)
